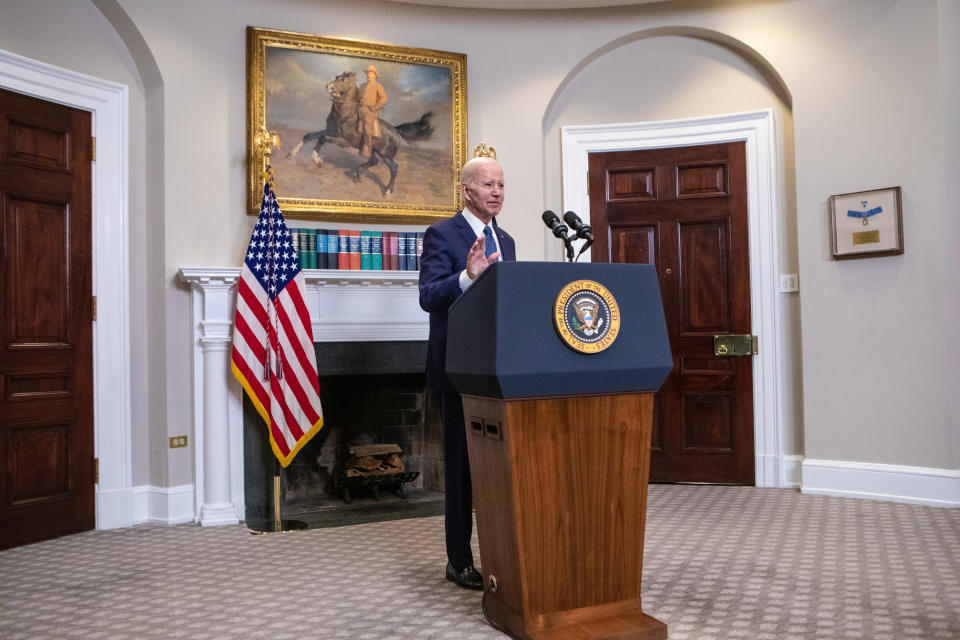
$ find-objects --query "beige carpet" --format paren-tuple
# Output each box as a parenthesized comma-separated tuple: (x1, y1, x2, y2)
(1, 486, 958, 639)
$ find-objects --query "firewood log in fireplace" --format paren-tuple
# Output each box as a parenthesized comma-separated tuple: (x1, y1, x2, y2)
(336, 443, 419, 502)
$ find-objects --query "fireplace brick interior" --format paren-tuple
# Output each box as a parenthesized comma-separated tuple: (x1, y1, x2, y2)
(243, 341, 444, 520)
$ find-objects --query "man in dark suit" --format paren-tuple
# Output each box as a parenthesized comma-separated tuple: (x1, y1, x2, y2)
(418, 155, 516, 590)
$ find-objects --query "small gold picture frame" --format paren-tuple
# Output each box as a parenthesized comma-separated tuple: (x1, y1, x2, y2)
(247, 27, 467, 223)
(829, 186, 903, 259)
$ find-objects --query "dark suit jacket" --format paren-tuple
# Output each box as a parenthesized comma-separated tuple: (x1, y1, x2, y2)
(418, 211, 516, 392)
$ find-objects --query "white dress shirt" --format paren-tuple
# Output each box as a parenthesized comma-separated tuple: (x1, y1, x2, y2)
(458, 208, 501, 292)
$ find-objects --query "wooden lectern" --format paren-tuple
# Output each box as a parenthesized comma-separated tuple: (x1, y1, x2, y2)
(447, 262, 673, 640)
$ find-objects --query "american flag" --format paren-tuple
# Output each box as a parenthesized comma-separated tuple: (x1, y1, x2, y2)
(231, 182, 323, 467)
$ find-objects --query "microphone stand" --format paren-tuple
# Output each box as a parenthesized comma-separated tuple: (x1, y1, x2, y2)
(574, 237, 594, 261)
(563, 235, 576, 262)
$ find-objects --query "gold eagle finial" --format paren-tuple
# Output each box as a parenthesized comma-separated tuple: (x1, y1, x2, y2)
(473, 143, 496, 159)
(255, 127, 280, 187)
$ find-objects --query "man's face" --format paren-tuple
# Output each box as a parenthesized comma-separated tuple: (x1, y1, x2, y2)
(366, 71, 377, 82)
(462, 163, 504, 223)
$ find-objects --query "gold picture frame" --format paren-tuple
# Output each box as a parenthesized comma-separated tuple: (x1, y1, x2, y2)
(829, 186, 904, 259)
(247, 27, 467, 223)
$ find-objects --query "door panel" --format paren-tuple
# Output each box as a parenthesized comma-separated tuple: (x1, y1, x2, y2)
(589, 142, 753, 484)
(676, 162, 728, 198)
(0, 87, 93, 550)
(607, 167, 655, 201)
(682, 392, 733, 451)
(610, 225, 656, 265)
(678, 220, 730, 332)
(7, 198, 71, 346)
(9, 421, 71, 505)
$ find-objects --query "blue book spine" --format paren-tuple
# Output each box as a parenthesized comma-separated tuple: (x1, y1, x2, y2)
(326, 230, 338, 268)
(415, 231, 424, 271)
(371, 232, 383, 270)
(398, 232, 408, 271)
(316, 229, 327, 269)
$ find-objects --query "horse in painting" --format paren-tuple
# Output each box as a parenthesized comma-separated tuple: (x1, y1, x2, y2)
(288, 71, 434, 196)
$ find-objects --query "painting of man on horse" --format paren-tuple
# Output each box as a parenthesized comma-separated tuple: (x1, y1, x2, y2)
(250, 29, 465, 221)
(288, 68, 435, 197)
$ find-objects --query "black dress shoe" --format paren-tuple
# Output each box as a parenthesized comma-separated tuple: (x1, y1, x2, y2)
(446, 562, 483, 590)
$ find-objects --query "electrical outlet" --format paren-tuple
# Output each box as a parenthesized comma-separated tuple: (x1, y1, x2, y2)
(169, 435, 188, 448)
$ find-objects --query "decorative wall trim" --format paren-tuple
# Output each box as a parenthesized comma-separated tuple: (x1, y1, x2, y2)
(802, 458, 960, 508)
(0, 48, 133, 529)
(781, 455, 803, 488)
(561, 110, 786, 488)
(178, 268, 427, 525)
(134, 484, 195, 524)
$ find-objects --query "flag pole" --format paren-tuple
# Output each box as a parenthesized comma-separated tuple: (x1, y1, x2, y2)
(249, 459, 307, 534)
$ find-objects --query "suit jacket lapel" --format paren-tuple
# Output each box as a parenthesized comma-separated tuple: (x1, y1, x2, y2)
(491, 219, 514, 261)
(454, 211, 476, 253)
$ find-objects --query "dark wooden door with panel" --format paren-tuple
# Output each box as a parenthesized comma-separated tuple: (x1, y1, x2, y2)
(0, 87, 95, 549)
(588, 142, 754, 484)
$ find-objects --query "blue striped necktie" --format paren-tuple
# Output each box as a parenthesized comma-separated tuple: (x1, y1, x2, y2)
(483, 225, 497, 259)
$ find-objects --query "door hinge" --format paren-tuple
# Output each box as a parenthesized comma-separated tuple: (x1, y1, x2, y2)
(586, 171, 590, 196)
(92, 136, 96, 161)
(92, 295, 97, 321)
(93, 458, 99, 484)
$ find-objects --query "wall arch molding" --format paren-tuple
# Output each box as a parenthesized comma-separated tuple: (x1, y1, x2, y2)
(542, 25, 792, 130)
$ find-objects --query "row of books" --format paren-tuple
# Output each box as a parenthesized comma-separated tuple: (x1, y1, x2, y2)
(291, 229, 425, 271)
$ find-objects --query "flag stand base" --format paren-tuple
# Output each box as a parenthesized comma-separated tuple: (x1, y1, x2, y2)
(247, 468, 308, 534)
(247, 519, 308, 534)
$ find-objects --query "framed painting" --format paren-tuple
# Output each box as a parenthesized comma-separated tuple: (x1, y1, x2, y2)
(829, 186, 904, 259)
(246, 27, 467, 223)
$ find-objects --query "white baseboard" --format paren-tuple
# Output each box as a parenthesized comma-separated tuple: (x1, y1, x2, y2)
(754, 453, 803, 488)
(782, 455, 803, 488)
(133, 484, 196, 524)
(96, 487, 136, 530)
(801, 458, 960, 508)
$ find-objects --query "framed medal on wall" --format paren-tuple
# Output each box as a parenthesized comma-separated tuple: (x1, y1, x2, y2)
(829, 186, 904, 259)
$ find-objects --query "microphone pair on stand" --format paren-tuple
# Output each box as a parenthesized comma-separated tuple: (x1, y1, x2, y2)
(541, 210, 594, 262)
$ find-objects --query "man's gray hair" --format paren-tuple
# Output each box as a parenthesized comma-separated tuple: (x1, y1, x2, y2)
(460, 156, 500, 186)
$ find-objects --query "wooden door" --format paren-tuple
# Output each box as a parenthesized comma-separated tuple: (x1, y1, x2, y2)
(588, 142, 754, 484)
(0, 87, 94, 549)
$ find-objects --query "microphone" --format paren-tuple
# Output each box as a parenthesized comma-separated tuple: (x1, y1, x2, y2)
(563, 211, 595, 243)
(541, 210, 569, 239)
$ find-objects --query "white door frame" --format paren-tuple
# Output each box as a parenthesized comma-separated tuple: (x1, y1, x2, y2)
(0, 48, 133, 527)
(561, 110, 786, 487)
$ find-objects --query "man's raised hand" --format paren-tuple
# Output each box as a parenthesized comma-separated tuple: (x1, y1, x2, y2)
(466, 235, 500, 280)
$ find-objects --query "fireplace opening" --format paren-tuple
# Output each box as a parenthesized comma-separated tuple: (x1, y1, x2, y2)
(335, 443, 419, 503)
(243, 341, 444, 522)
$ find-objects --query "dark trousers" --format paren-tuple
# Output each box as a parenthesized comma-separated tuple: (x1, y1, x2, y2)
(440, 390, 474, 570)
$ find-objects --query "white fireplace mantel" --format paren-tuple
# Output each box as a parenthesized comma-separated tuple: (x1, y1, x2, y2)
(178, 267, 428, 525)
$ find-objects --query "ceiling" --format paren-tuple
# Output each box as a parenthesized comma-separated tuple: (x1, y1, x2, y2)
(383, 0, 669, 10)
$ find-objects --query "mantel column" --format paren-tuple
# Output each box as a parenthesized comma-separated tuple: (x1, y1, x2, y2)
(179, 268, 243, 526)
(198, 318, 238, 525)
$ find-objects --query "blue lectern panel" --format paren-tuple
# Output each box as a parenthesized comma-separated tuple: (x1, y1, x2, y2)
(446, 262, 672, 399)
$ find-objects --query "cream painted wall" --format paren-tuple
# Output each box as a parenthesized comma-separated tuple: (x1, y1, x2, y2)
(1, 0, 955, 494)
(784, 1, 953, 468)
(939, 0, 960, 471)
